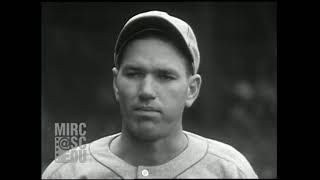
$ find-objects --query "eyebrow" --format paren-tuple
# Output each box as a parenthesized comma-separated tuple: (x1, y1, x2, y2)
(122, 64, 180, 76)
(122, 65, 143, 72)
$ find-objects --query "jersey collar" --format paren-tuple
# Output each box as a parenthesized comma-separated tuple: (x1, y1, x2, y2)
(89, 131, 208, 179)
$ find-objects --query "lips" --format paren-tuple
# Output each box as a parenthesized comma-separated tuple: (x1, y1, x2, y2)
(133, 106, 161, 113)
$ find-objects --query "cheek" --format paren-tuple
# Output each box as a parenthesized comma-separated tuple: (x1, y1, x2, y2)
(160, 82, 188, 111)
(117, 78, 138, 106)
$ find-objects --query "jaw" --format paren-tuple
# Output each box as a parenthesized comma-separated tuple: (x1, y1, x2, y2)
(121, 115, 184, 143)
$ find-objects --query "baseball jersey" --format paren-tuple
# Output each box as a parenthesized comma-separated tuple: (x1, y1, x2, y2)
(42, 131, 258, 179)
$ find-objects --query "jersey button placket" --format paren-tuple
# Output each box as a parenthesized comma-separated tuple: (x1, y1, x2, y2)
(141, 169, 149, 177)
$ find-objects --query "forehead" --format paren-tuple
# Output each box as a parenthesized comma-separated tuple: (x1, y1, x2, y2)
(120, 37, 189, 75)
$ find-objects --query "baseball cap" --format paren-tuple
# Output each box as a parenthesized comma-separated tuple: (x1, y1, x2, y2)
(114, 10, 200, 74)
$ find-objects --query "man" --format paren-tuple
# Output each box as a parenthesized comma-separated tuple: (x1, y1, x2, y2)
(42, 10, 258, 179)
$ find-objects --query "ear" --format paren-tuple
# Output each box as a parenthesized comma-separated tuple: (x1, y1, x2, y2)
(112, 67, 119, 102)
(185, 74, 202, 108)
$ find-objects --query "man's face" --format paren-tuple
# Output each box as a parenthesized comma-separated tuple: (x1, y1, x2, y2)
(113, 36, 192, 140)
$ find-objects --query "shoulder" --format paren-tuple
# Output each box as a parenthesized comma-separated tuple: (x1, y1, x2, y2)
(41, 133, 120, 179)
(206, 138, 258, 178)
(184, 131, 258, 178)
(41, 143, 93, 179)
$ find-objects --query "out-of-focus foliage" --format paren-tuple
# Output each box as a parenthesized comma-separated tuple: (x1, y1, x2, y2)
(42, 2, 276, 178)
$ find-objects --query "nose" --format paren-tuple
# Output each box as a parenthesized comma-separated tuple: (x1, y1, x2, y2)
(139, 75, 156, 101)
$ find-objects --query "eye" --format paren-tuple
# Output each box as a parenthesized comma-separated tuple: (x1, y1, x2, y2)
(158, 74, 175, 81)
(125, 72, 144, 78)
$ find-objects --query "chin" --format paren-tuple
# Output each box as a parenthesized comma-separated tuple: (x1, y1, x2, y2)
(129, 123, 165, 142)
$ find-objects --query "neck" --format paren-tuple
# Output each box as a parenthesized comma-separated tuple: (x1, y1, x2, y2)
(110, 129, 188, 166)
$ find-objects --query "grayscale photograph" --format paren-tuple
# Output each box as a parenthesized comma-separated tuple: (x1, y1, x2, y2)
(41, 2, 277, 179)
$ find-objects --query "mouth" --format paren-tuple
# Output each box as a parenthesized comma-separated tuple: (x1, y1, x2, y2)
(133, 106, 161, 113)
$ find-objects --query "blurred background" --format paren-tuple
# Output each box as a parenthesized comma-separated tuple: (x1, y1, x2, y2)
(41, 2, 277, 178)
